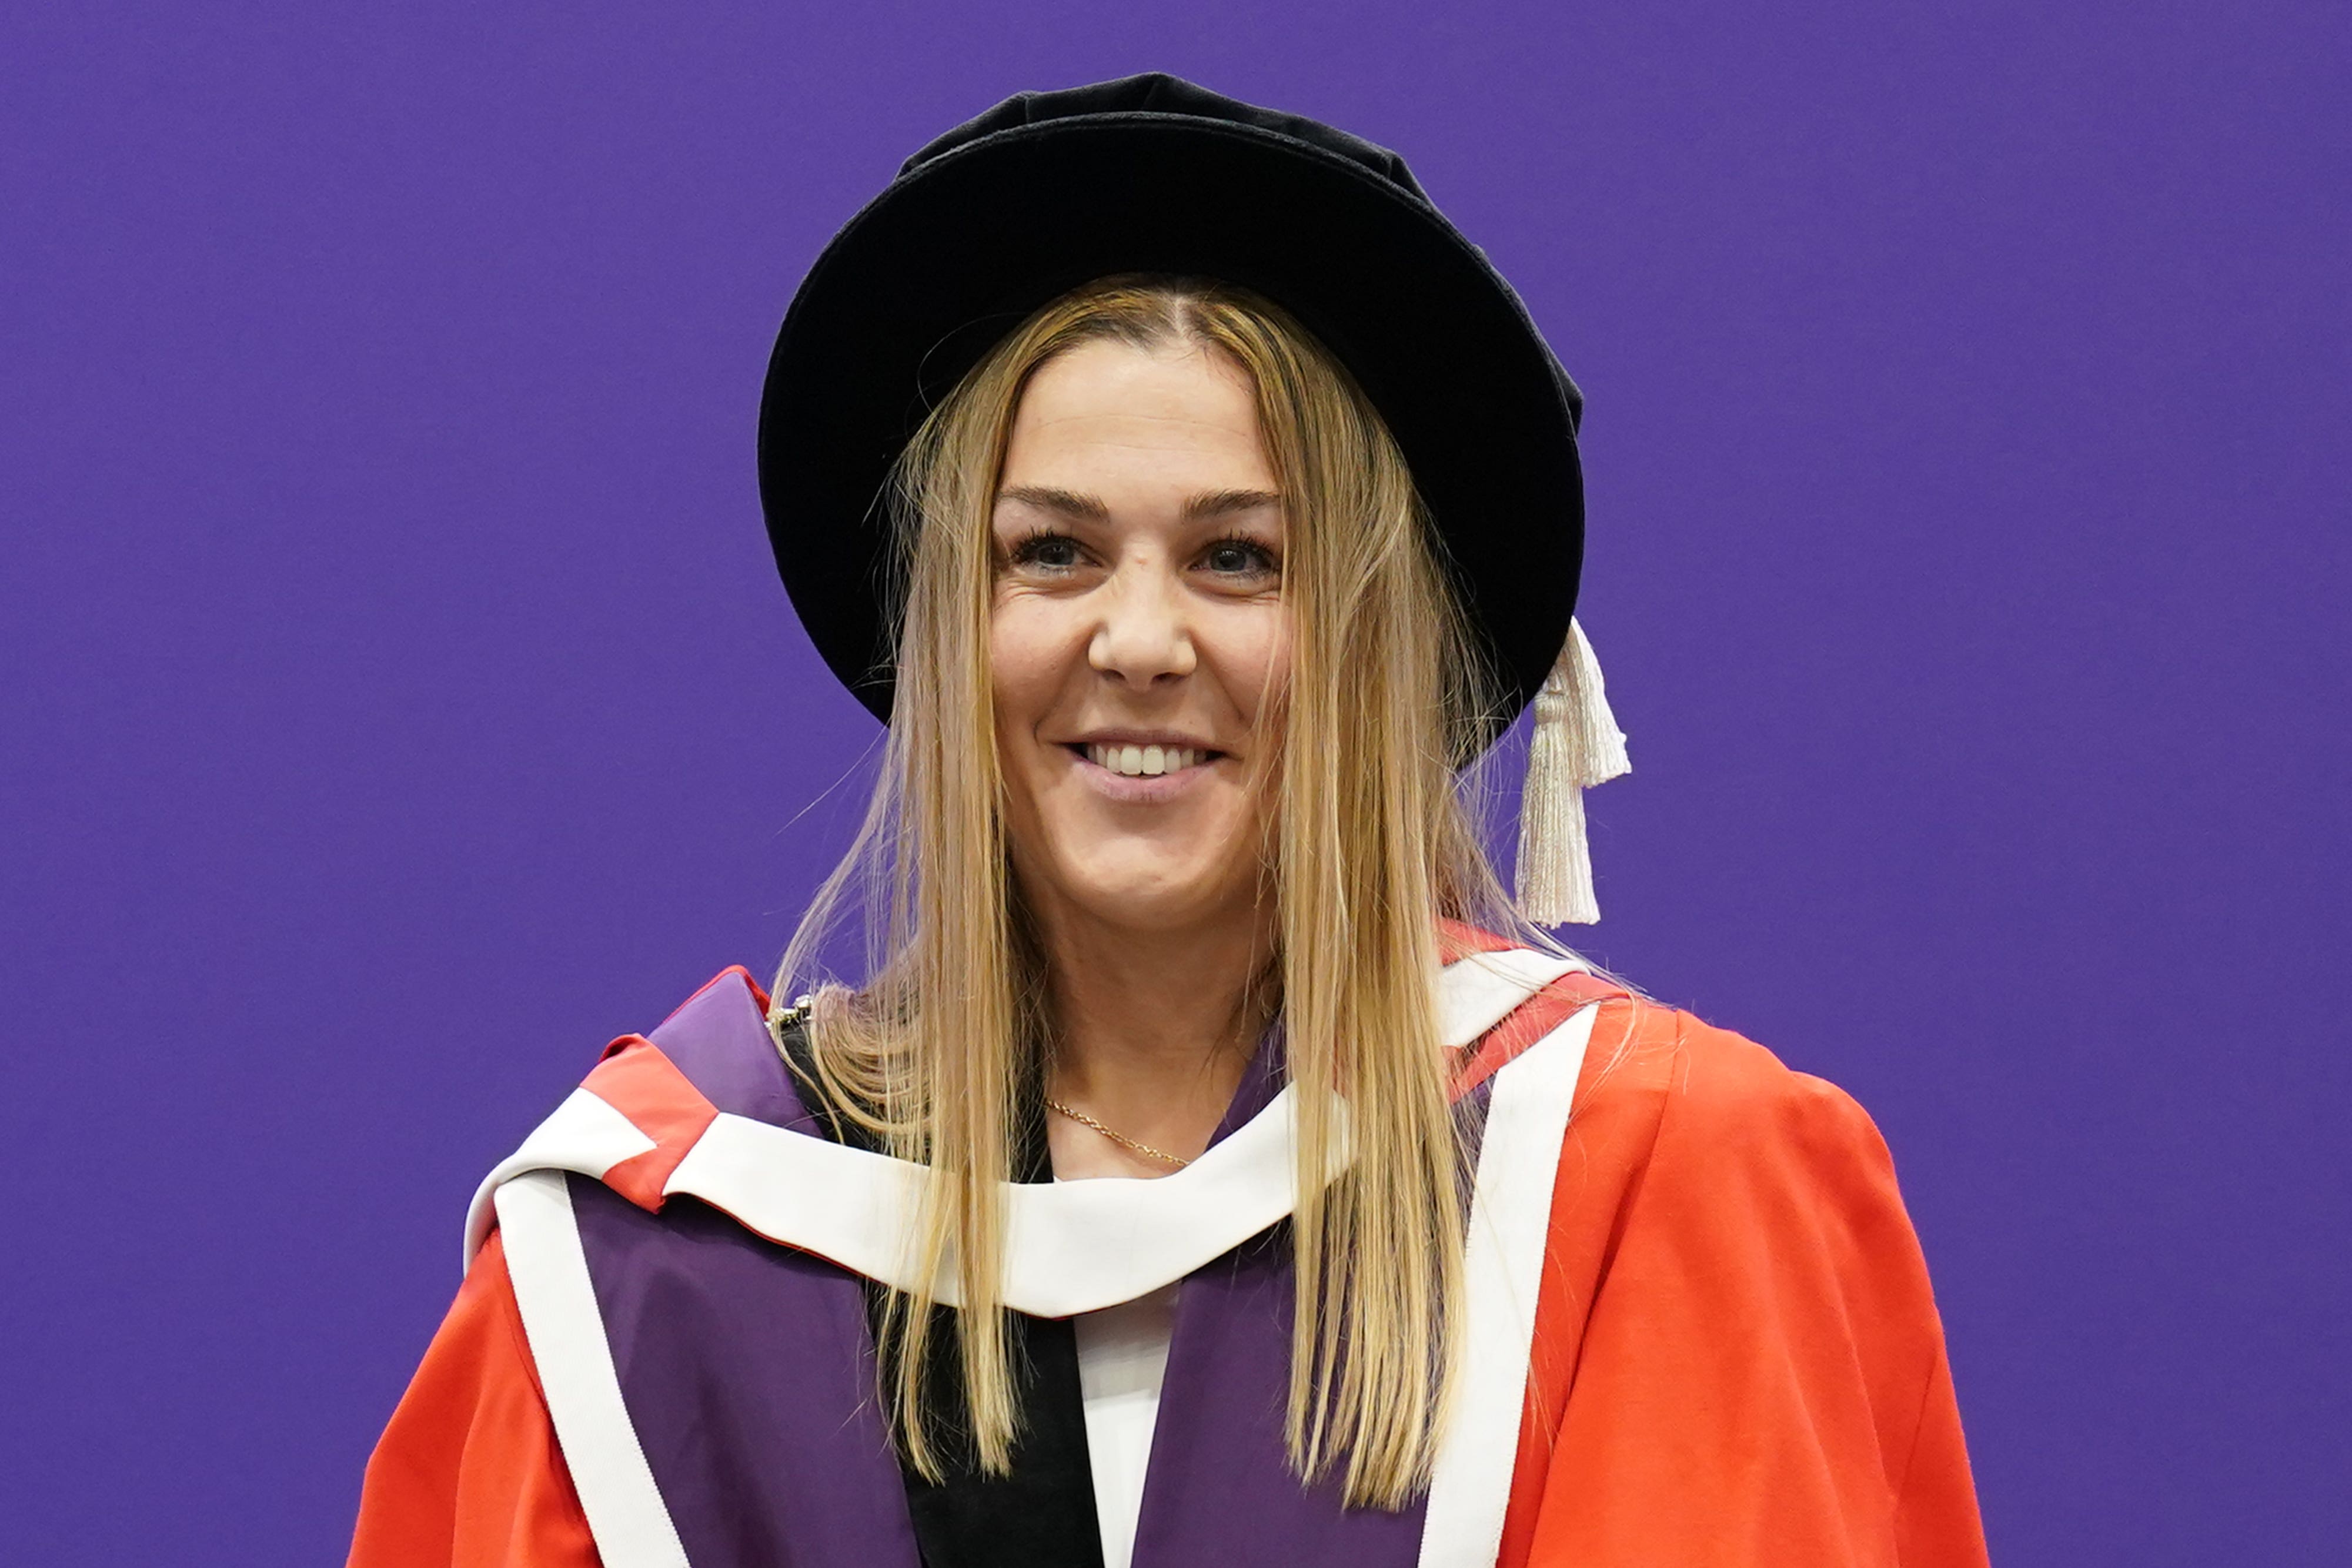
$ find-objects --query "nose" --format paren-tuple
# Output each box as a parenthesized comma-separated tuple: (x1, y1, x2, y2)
(1087, 563, 1197, 687)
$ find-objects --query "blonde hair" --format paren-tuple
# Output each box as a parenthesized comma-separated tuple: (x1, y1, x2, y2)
(773, 275, 1527, 1507)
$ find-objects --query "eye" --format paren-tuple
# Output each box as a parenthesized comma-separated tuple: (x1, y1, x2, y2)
(1007, 531, 1085, 572)
(1200, 537, 1279, 578)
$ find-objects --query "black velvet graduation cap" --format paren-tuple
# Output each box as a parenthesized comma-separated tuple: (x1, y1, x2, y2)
(757, 72, 1585, 731)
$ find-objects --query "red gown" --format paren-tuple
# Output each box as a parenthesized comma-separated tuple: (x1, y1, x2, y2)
(351, 978, 1987, 1567)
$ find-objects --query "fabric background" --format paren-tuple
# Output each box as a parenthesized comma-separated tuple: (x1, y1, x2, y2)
(2, 4, 2342, 1563)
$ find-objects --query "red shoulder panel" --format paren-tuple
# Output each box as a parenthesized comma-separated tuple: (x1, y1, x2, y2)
(580, 1036, 722, 1211)
(1451, 970, 1628, 1098)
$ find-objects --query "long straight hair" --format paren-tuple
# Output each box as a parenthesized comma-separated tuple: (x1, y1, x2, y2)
(773, 276, 1523, 1507)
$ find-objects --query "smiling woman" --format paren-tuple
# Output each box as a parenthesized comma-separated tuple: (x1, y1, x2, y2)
(348, 75, 1990, 1568)
(782, 276, 1499, 1527)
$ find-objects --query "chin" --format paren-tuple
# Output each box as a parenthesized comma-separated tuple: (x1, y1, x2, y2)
(1060, 860, 1259, 934)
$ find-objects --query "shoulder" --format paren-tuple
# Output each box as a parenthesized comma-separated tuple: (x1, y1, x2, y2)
(461, 965, 806, 1263)
(1438, 935, 1893, 1188)
(1583, 994, 1884, 1141)
(617, 964, 809, 1128)
(1562, 994, 1902, 1219)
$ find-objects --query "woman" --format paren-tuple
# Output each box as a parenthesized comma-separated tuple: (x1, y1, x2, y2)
(349, 76, 1988, 1567)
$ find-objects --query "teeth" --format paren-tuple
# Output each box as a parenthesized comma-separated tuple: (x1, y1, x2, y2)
(1086, 744, 1203, 777)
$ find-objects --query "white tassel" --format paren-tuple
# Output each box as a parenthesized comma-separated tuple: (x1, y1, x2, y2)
(1516, 619, 1631, 925)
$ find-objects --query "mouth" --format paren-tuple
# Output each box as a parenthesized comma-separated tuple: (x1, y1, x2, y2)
(1070, 741, 1220, 778)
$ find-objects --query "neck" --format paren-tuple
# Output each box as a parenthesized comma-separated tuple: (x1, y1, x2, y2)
(1028, 891, 1277, 1176)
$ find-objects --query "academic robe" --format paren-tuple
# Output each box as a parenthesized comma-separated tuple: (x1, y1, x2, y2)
(348, 936, 1987, 1567)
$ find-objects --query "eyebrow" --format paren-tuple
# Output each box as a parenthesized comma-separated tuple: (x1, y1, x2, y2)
(996, 484, 1109, 520)
(1182, 487, 1282, 520)
(994, 484, 1282, 521)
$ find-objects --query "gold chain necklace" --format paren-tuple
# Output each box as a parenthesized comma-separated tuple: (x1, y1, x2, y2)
(1044, 1097, 1193, 1168)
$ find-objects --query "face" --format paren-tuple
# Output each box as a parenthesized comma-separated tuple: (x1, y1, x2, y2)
(989, 336, 1291, 937)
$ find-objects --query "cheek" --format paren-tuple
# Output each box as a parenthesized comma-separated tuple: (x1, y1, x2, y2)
(1210, 605, 1294, 728)
(988, 598, 1075, 738)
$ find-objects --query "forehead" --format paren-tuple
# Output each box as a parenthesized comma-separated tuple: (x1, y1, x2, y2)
(1000, 338, 1274, 491)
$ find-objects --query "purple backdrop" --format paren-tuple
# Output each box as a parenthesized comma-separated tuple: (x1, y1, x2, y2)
(4, 4, 2344, 1563)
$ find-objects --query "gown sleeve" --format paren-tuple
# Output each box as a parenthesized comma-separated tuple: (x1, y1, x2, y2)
(1506, 1012, 1989, 1568)
(347, 1230, 603, 1568)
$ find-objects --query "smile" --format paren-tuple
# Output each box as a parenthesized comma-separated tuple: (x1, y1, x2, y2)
(1080, 743, 1213, 778)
